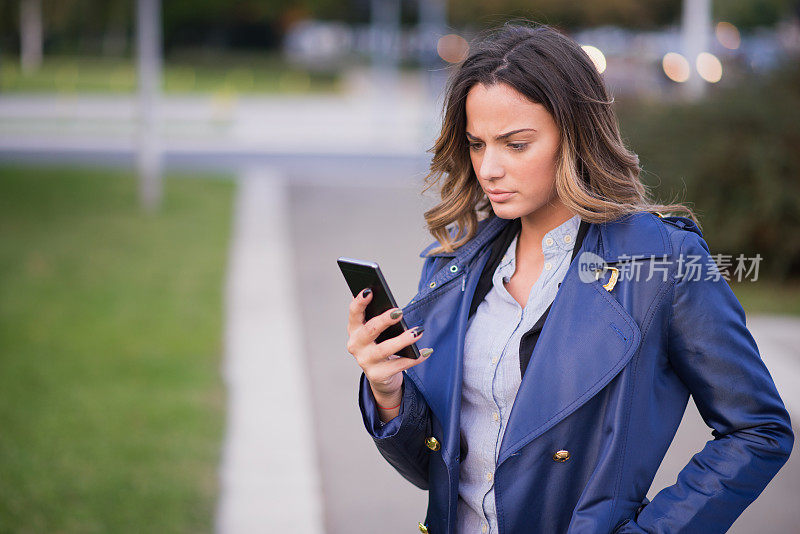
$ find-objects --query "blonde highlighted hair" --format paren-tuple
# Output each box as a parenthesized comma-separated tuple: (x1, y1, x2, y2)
(423, 22, 696, 255)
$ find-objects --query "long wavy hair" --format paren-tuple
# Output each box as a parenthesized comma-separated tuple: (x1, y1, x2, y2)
(423, 22, 697, 255)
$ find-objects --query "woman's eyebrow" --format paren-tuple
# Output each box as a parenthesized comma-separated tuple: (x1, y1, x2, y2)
(465, 128, 536, 141)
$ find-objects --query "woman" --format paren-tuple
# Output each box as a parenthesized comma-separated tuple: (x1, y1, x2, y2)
(345, 23, 793, 533)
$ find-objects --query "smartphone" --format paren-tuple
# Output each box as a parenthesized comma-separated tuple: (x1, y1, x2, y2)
(337, 257, 421, 359)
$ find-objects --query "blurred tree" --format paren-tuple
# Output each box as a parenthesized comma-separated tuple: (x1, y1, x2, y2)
(714, 0, 797, 28)
(0, 0, 797, 57)
(619, 60, 800, 280)
(446, 0, 682, 29)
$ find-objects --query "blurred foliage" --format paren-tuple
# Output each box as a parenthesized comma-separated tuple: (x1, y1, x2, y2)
(449, 0, 681, 29)
(2, 0, 797, 59)
(618, 60, 800, 281)
(729, 280, 800, 315)
(0, 165, 233, 531)
(714, 0, 800, 29)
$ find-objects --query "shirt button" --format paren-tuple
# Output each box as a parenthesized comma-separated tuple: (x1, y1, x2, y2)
(492, 412, 500, 422)
(564, 234, 572, 243)
(486, 471, 493, 482)
(491, 356, 498, 364)
(545, 237, 554, 246)
(544, 262, 552, 270)
(482, 524, 488, 534)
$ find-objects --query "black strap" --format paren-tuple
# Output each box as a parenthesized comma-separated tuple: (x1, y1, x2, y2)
(468, 218, 590, 378)
(468, 218, 521, 320)
(518, 219, 589, 376)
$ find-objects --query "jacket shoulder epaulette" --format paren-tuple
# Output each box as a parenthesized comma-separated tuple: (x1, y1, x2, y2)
(657, 214, 703, 238)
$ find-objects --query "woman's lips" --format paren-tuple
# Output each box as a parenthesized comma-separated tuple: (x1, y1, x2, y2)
(486, 190, 515, 202)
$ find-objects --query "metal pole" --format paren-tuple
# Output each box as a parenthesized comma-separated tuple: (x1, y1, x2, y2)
(681, 0, 711, 100)
(370, 0, 401, 141)
(417, 0, 447, 103)
(20, 0, 43, 74)
(136, 0, 162, 211)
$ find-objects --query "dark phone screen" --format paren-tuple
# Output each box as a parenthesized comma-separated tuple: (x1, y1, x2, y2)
(337, 258, 420, 359)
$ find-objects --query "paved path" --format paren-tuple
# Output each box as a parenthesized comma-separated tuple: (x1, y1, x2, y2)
(216, 169, 323, 533)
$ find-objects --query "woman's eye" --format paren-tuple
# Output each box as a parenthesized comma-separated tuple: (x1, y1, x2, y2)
(509, 143, 528, 151)
(468, 142, 483, 150)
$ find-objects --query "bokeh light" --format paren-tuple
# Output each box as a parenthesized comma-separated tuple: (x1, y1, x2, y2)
(696, 52, 723, 83)
(437, 34, 469, 64)
(581, 45, 607, 74)
(716, 21, 741, 50)
(662, 52, 690, 83)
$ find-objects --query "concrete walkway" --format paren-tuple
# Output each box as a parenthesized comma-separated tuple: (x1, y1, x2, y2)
(216, 168, 323, 533)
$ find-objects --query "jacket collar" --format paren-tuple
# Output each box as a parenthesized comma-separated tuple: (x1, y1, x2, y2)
(420, 211, 674, 265)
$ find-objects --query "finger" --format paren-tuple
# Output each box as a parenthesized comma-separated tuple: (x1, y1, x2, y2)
(358, 306, 405, 345)
(347, 287, 373, 334)
(374, 325, 425, 359)
(379, 346, 434, 377)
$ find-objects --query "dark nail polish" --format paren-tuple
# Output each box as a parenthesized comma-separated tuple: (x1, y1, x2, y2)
(362, 288, 372, 298)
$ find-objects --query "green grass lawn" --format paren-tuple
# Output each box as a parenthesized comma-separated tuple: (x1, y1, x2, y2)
(731, 281, 800, 316)
(0, 53, 340, 94)
(0, 166, 234, 532)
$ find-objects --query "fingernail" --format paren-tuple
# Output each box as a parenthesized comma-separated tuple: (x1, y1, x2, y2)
(412, 326, 425, 336)
(420, 348, 433, 358)
(362, 288, 372, 298)
(390, 309, 403, 320)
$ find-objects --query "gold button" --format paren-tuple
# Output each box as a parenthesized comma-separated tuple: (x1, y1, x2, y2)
(486, 471, 493, 482)
(482, 524, 488, 533)
(425, 436, 441, 451)
(545, 237, 554, 246)
(553, 449, 570, 462)
(492, 412, 499, 422)
(418, 522, 429, 533)
(564, 235, 572, 243)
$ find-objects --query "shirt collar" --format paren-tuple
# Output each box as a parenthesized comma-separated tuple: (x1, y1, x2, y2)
(499, 214, 582, 269)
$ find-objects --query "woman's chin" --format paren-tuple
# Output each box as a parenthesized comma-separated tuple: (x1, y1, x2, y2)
(490, 203, 522, 220)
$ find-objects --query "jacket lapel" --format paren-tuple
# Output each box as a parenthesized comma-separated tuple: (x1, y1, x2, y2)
(497, 223, 643, 465)
(404, 215, 511, 457)
(406, 212, 668, 465)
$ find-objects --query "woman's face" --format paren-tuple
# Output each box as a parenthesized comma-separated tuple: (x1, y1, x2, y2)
(465, 82, 564, 221)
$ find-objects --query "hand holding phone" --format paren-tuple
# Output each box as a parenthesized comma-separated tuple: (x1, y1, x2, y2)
(338, 257, 421, 359)
(339, 257, 433, 412)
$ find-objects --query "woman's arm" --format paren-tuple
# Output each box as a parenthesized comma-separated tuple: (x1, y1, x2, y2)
(359, 371, 432, 489)
(621, 231, 794, 533)
(351, 255, 439, 490)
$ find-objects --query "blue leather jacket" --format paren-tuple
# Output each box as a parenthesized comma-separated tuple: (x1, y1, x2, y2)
(358, 211, 793, 533)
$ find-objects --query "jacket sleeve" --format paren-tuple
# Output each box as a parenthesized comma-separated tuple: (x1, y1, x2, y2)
(621, 231, 794, 533)
(356, 254, 438, 490)
(358, 372, 432, 489)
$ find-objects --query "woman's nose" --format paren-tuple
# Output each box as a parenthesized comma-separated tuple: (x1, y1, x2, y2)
(477, 147, 504, 180)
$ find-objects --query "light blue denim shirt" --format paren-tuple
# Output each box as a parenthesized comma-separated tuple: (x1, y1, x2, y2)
(457, 214, 581, 534)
